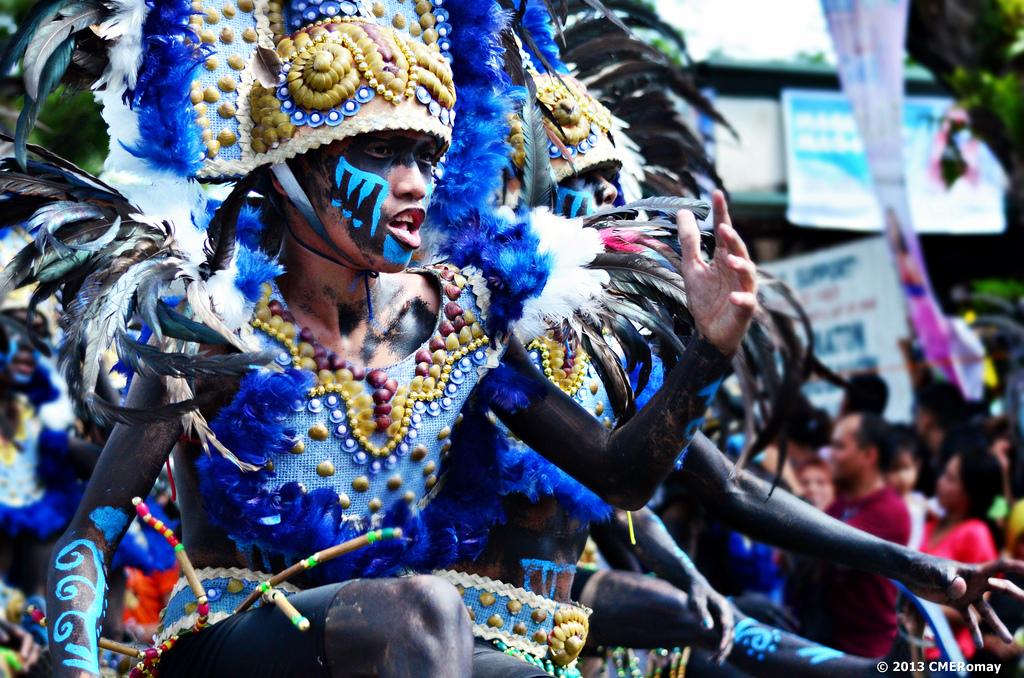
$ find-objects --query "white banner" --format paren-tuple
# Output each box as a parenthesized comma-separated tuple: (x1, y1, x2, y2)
(762, 237, 914, 422)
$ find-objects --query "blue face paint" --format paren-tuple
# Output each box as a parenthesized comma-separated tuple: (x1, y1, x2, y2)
(332, 156, 390, 236)
(382, 234, 414, 266)
(52, 539, 106, 674)
(89, 506, 128, 544)
(554, 185, 596, 218)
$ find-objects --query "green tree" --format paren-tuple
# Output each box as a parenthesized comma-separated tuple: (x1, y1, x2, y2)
(907, 0, 1024, 225)
(0, 0, 107, 173)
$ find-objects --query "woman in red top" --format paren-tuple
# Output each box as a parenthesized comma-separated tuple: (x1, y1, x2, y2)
(921, 434, 1004, 658)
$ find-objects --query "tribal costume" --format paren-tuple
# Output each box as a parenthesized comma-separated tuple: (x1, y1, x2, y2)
(0, 0, 752, 676)
(3, 0, 1020, 676)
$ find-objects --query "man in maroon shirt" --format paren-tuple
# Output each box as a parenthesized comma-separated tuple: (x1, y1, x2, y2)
(823, 412, 911, 657)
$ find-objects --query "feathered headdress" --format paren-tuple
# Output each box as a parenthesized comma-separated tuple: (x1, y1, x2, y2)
(2, 0, 458, 178)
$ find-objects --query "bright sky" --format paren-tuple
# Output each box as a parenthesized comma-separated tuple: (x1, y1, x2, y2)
(655, 0, 835, 62)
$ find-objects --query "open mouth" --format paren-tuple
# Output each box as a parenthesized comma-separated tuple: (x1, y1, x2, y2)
(386, 207, 425, 250)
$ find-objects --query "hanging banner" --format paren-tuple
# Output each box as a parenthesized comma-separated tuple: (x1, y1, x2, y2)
(761, 237, 915, 421)
(783, 90, 1007, 234)
(820, 0, 967, 391)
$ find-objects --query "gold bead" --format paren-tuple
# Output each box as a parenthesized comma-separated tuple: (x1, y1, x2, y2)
(220, 26, 234, 43)
(217, 129, 237, 147)
(368, 497, 382, 512)
(218, 75, 236, 92)
(533, 630, 548, 643)
(203, 86, 220, 102)
(532, 609, 547, 623)
(338, 492, 351, 509)
(403, 491, 416, 503)
(291, 440, 305, 454)
(507, 600, 522, 614)
(308, 423, 329, 441)
(425, 474, 437, 490)
(352, 476, 370, 492)
(316, 460, 335, 477)
(242, 27, 258, 42)
(437, 427, 450, 441)
(513, 622, 527, 635)
(479, 592, 496, 607)
(411, 444, 428, 461)
(387, 475, 403, 490)
(486, 614, 503, 628)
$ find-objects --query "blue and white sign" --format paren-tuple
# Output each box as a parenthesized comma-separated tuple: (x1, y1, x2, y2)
(783, 89, 1006, 234)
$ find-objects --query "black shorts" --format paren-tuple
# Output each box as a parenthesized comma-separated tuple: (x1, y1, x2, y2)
(158, 583, 344, 678)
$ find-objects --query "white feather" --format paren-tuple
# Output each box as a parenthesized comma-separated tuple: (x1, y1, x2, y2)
(513, 208, 609, 340)
(205, 260, 252, 332)
(94, 0, 148, 91)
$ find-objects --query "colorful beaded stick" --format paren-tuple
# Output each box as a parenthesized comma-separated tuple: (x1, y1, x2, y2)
(32, 498, 402, 676)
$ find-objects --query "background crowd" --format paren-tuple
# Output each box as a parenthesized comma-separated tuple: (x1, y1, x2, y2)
(647, 368, 1024, 675)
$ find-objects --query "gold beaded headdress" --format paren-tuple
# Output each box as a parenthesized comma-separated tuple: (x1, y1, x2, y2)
(509, 72, 618, 182)
(188, 0, 456, 179)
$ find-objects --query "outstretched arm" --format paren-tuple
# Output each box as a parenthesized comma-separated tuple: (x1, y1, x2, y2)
(680, 431, 1024, 646)
(45, 375, 181, 678)
(496, 192, 756, 509)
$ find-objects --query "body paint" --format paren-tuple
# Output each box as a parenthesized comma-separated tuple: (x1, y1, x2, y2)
(88, 506, 128, 544)
(520, 558, 575, 599)
(733, 617, 781, 662)
(796, 646, 845, 665)
(52, 539, 106, 674)
(676, 376, 723, 468)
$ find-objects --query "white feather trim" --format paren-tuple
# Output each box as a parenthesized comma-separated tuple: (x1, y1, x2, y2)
(513, 208, 609, 340)
(206, 260, 251, 331)
(95, 0, 149, 91)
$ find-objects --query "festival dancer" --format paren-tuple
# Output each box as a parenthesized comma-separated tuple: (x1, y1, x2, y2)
(426, 7, 1024, 676)
(0, 1, 753, 676)
(0, 227, 95, 619)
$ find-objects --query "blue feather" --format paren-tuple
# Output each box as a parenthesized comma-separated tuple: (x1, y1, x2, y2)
(427, 3, 554, 337)
(125, 0, 207, 176)
(235, 245, 283, 303)
(518, 0, 568, 74)
(0, 427, 82, 538)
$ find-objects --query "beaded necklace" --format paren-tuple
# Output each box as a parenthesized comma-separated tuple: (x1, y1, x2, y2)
(250, 265, 489, 462)
(526, 336, 590, 396)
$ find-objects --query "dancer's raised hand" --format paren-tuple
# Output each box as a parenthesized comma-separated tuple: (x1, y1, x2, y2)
(677, 190, 757, 356)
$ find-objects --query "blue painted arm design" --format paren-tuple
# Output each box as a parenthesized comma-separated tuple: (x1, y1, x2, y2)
(51, 539, 107, 676)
